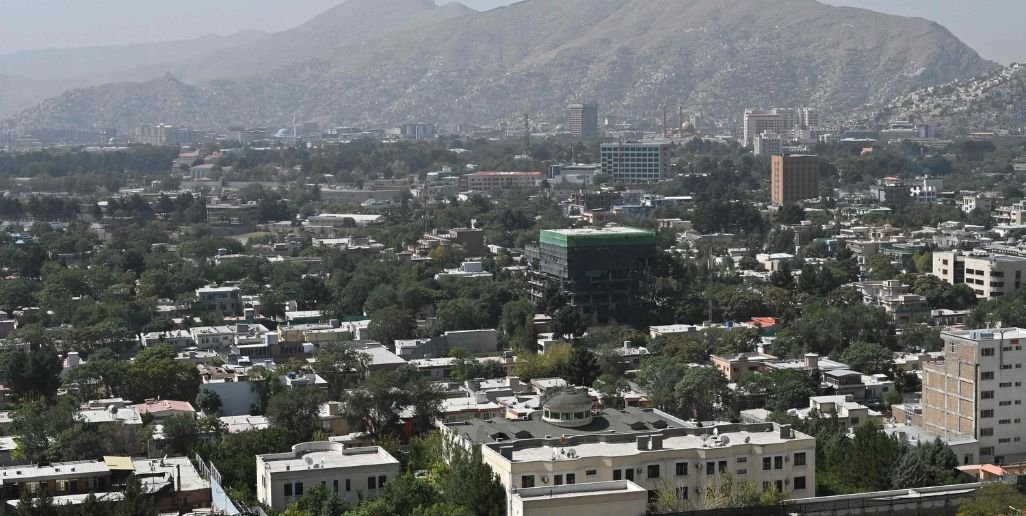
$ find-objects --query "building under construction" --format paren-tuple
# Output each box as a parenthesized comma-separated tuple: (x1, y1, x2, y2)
(525, 227, 658, 324)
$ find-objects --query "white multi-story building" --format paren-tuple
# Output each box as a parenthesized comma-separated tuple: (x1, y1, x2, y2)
(599, 142, 670, 183)
(195, 286, 241, 315)
(256, 442, 400, 511)
(447, 389, 816, 501)
(743, 108, 799, 144)
(932, 250, 1026, 298)
(924, 328, 1026, 464)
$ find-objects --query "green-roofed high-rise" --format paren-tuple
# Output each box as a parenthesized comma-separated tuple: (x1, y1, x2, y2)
(525, 227, 658, 324)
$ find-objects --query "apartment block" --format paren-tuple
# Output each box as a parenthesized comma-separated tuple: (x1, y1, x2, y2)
(599, 142, 670, 183)
(743, 109, 797, 144)
(923, 329, 1026, 464)
(770, 155, 819, 205)
(256, 442, 400, 511)
(932, 250, 1026, 298)
(568, 102, 599, 139)
(460, 171, 542, 191)
(195, 285, 242, 315)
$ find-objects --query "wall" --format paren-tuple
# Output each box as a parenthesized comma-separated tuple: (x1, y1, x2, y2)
(200, 381, 259, 417)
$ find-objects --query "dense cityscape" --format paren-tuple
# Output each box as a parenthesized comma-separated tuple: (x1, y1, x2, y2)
(1, 1, 1026, 516)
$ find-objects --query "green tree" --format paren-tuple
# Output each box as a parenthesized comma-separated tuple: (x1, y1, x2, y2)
(161, 414, 198, 455)
(368, 307, 416, 347)
(3, 347, 62, 401)
(840, 341, 895, 375)
(565, 345, 600, 387)
(195, 390, 223, 415)
(675, 366, 731, 420)
(957, 482, 1026, 516)
(267, 387, 325, 442)
(550, 306, 586, 342)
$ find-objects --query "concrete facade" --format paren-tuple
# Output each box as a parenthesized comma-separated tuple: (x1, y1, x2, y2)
(923, 328, 1026, 465)
(256, 442, 400, 511)
(932, 251, 1026, 298)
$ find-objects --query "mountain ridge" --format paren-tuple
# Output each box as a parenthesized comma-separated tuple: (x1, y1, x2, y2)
(5, 0, 997, 131)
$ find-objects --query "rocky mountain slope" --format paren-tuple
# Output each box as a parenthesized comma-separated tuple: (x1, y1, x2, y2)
(0, 0, 474, 118)
(7, 0, 996, 131)
(873, 63, 1026, 133)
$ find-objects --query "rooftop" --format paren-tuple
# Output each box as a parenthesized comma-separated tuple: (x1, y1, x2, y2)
(132, 456, 208, 492)
(257, 442, 399, 473)
(512, 480, 646, 503)
(446, 406, 691, 445)
(480, 422, 812, 463)
(540, 227, 656, 248)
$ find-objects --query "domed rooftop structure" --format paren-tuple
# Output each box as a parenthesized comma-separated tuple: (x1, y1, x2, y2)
(541, 388, 594, 428)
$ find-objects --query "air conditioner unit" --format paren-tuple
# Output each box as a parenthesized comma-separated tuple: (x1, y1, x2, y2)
(541, 476, 549, 484)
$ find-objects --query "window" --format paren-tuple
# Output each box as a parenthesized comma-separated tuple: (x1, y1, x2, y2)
(333, 480, 338, 493)
(774, 456, 783, 470)
(794, 476, 807, 490)
(763, 457, 772, 470)
(346, 479, 351, 492)
(981, 428, 994, 436)
(737, 469, 747, 475)
(625, 468, 634, 481)
(982, 371, 995, 380)
(737, 457, 747, 463)
(981, 447, 994, 456)
(982, 391, 995, 399)
(295, 482, 303, 496)
(378, 476, 387, 488)
(677, 486, 688, 500)
(999, 419, 1011, 425)
(613, 470, 622, 481)
(284, 483, 293, 497)
(707, 462, 715, 475)
(648, 465, 660, 479)
(522, 475, 535, 488)
(368, 477, 377, 490)
(762, 482, 770, 492)
(719, 461, 728, 474)
(586, 469, 597, 476)
(566, 473, 576, 485)
(982, 410, 995, 418)
(553, 474, 563, 486)
(794, 452, 807, 466)
(776, 480, 784, 492)
(676, 462, 688, 476)
(982, 347, 996, 356)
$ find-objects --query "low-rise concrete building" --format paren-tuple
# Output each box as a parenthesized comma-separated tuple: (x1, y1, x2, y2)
(446, 389, 816, 499)
(256, 442, 400, 511)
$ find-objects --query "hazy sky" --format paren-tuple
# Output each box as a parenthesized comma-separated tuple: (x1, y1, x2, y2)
(0, 0, 1022, 64)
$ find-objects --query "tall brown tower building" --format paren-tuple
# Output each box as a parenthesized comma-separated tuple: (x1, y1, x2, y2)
(771, 154, 819, 205)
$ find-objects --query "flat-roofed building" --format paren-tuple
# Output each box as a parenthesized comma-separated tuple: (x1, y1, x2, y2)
(568, 103, 599, 139)
(525, 227, 657, 323)
(256, 442, 400, 510)
(599, 142, 670, 183)
(461, 171, 542, 191)
(932, 250, 1026, 298)
(444, 389, 815, 499)
(923, 328, 1026, 464)
(771, 155, 819, 205)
